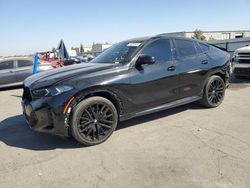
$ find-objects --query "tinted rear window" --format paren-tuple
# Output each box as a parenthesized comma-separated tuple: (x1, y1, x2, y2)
(0, 61, 14, 70)
(18, 60, 33, 67)
(200, 43, 209, 53)
(195, 42, 203, 54)
(175, 39, 197, 57)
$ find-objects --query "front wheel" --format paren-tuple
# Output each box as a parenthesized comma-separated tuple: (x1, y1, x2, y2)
(200, 75, 226, 108)
(71, 96, 118, 146)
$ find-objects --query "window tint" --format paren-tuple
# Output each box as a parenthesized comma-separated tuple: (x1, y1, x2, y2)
(18, 60, 33, 67)
(175, 39, 197, 57)
(195, 42, 202, 54)
(200, 43, 209, 53)
(0, 61, 14, 70)
(141, 39, 172, 62)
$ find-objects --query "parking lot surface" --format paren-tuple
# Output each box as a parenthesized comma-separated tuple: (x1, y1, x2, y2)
(0, 80, 250, 188)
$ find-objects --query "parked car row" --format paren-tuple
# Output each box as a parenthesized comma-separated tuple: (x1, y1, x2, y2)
(0, 58, 52, 88)
(0, 54, 97, 89)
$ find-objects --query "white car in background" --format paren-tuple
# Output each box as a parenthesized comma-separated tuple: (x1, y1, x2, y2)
(232, 46, 250, 79)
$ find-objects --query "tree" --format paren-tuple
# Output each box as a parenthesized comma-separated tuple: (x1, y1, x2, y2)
(208, 35, 216, 41)
(193, 29, 206, 41)
(80, 44, 84, 53)
(52, 48, 56, 53)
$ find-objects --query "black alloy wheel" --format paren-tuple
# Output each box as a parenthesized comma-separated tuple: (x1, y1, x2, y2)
(71, 96, 118, 145)
(207, 79, 224, 105)
(200, 75, 226, 108)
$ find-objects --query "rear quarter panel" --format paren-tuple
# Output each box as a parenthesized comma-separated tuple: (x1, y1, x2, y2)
(204, 46, 231, 86)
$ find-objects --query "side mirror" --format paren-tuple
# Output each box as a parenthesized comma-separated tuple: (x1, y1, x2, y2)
(135, 55, 155, 70)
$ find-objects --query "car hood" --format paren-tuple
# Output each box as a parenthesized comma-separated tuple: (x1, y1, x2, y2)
(24, 63, 117, 89)
(236, 46, 250, 53)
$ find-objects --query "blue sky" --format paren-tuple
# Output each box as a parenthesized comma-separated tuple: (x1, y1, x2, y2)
(0, 0, 250, 56)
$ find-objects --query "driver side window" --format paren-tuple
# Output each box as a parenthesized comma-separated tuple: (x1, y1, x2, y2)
(0, 61, 14, 70)
(141, 39, 172, 63)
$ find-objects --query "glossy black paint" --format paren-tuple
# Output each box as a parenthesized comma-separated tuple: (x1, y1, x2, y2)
(22, 36, 231, 137)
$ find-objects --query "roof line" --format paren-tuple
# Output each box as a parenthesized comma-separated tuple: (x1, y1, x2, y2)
(163, 30, 250, 34)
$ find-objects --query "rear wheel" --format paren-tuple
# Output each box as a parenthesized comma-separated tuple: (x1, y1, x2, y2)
(200, 75, 226, 108)
(71, 96, 118, 145)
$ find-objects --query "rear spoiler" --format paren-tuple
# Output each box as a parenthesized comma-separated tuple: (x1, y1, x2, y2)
(209, 43, 228, 52)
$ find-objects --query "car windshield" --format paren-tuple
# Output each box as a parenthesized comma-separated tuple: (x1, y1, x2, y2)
(91, 41, 142, 64)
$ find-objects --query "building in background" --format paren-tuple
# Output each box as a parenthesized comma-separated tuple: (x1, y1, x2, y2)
(161, 30, 250, 55)
(67, 50, 77, 57)
(91, 43, 112, 53)
(209, 37, 250, 55)
(163, 30, 250, 41)
(71, 43, 112, 57)
(83, 47, 92, 52)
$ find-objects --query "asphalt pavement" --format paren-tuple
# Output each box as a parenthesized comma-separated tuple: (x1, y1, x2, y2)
(0, 78, 250, 188)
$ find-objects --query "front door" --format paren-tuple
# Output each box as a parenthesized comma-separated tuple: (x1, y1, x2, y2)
(128, 38, 179, 112)
(0, 60, 16, 86)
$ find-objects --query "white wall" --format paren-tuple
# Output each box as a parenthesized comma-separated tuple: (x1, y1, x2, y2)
(186, 31, 250, 41)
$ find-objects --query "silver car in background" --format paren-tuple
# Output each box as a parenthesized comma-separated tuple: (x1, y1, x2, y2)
(0, 57, 52, 88)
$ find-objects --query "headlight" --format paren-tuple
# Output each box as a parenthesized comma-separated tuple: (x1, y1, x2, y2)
(232, 55, 239, 62)
(32, 86, 73, 98)
(232, 51, 239, 62)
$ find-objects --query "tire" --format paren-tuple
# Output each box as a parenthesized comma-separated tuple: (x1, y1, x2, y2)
(71, 96, 118, 146)
(200, 75, 226, 108)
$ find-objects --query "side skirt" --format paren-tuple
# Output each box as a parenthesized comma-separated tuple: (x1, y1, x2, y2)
(120, 96, 202, 121)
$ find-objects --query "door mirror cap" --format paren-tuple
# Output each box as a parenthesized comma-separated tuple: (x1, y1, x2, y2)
(135, 55, 155, 70)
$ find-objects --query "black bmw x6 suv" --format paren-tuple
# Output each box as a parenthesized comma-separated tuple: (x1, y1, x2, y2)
(22, 35, 230, 145)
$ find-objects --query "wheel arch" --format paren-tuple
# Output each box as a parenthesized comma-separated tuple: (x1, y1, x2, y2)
(64, 88, 123, 136)
(210, 72, 226, 83)
(201, 70, 227, 95)
(73, 88, 123, 116)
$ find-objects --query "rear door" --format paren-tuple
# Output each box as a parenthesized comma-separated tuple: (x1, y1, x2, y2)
(15, 59, 33, 82)
(174, 39, 211, 98)
(0, 60, 16, 86)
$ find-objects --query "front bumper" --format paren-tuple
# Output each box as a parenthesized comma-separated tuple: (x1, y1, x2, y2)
(21, 89, 75, 137)
(232, 62, 250, 76)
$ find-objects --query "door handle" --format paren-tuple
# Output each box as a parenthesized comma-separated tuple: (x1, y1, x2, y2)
(167, 66, 176, 71)
(9, 70, 14, 73)
(201, 60, 208, 64)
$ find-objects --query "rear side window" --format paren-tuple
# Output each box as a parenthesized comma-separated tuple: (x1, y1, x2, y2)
(195, 42, 203, 54)
(200, 43, 209, 53)
(18, 60, 33, 67)
(0, 61, 14, 70)
(141, 39, 172, 62)
(175, 39, 197, 57)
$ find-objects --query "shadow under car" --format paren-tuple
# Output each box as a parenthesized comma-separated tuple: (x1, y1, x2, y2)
(0, 103, 205, 150)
